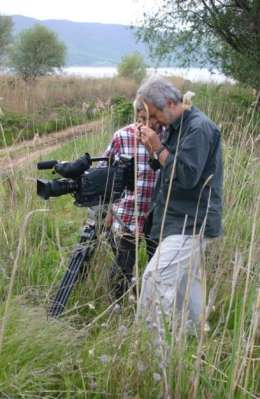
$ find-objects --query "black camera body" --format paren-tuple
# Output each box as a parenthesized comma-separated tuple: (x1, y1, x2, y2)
(37, 153, 135, 317)
(37, 153, 134, 207)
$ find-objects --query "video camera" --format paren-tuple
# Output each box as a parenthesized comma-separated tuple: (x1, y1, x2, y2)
(36, 152, 135, 317)
(37, 153, 134, 207)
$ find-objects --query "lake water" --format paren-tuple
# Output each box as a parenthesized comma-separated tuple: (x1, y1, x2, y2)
(62, 66, 234, 84)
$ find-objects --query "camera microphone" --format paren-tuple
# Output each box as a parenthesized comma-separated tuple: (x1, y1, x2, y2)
(37, 160, 58, 170)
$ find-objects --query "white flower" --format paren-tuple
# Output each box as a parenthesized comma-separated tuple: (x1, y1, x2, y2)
(137, 361, 145, 373)
(118, 324, 128, 336)
(90, 381, 97, 390)
(99, 354, 109, 364)
(183, 91, 195, 109)
(88, 348, 95, 357)
(204, 322, 211, 332)
(153, 372, 161, 382)
(113, 303, 121, 314)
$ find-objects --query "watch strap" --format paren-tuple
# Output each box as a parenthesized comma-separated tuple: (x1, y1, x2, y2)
(153, 145, 165, 160)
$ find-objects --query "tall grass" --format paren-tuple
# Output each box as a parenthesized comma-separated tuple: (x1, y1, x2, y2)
(0, 75, 138, 147)
(0, 75, 139, 114)
(0, 74, 256, 148)
(0, 85, 259, 398)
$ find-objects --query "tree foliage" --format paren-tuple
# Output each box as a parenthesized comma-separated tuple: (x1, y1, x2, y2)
(0, 15, 13, 64)
(138, 0, 260, 90)
(10, 24, 66, 80)
(117, 52, 146, 83)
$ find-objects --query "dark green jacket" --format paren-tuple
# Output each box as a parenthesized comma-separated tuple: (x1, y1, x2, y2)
(150, 106, 223, 240)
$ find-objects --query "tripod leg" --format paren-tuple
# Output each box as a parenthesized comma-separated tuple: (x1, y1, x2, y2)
(48, 229, 97, 317)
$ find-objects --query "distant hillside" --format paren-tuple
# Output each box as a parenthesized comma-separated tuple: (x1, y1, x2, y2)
(11, 15, 152, 67)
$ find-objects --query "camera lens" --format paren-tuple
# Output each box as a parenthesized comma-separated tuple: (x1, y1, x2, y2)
(37, 179, 78, 200)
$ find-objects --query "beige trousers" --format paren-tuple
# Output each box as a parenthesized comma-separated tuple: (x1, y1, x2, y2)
(138, 235, 207, 333)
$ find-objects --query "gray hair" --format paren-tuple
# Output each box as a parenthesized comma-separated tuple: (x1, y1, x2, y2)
(135, 75, 183, 111)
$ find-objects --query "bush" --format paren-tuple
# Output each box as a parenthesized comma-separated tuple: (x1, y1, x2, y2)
(10, 25, 66, 80)
(117, 52, 146, 83)
(111, 96, 134, 127)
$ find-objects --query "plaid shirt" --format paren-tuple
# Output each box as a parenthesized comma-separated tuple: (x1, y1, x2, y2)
(103, 123, 160, 234)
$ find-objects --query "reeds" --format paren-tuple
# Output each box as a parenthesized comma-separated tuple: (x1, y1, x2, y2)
(0, 75, 138, 114)
(0, 82, 259, 398)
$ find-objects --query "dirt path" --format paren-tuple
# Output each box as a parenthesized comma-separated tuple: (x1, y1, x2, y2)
(0, 120, 102, 173)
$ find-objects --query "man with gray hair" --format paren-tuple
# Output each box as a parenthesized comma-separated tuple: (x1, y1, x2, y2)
(135, 76, 223, 335)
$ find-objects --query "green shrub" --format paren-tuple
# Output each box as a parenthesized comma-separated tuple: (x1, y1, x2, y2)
(117, 52, 146, 83)
(111, 95, 134, 127)
(0, 106, 95, 147)
(9, 24, 66, 80)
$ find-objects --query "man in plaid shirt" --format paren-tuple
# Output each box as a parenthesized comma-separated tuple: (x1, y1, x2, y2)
(104, 109, 163, 300)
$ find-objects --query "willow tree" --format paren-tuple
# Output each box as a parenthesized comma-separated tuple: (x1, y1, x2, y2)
(117, 52, 147, 83)
(138, 0, 260, 91)
(10, 24, 66, 80)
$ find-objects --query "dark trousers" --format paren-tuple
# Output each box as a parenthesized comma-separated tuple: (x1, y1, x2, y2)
(110, 233, 157, 300)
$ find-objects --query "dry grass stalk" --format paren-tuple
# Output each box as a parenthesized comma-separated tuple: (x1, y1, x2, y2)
(0, 75, 138, 115)
(213, 250, 242, 368)
(0, 209, 49, 353)
(228, 196, 259, 398)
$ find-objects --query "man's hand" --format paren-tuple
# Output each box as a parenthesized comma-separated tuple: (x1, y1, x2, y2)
(137, 124, 170, 166)
(138, 125, 162, 154)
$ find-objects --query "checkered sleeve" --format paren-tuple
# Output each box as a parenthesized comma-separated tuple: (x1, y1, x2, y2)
(102, 130, 122, 159)
(110, 124, 159, 234)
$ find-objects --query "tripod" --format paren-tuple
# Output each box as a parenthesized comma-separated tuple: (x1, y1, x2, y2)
(48, 210, 102, 317)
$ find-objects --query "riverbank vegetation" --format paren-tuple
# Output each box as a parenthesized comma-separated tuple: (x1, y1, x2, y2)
(0, 76, 259, 398)
(0, 74, 258, 148)
(0, 75, 137, 146)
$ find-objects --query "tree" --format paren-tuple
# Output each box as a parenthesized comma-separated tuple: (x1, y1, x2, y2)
(10, 24, 66, 80)
(0, 15, 13, 64)
(138, 1, 260, 90)
(117, 52, 146, 83)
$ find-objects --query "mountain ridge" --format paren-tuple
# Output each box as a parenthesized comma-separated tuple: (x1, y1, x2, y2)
(11, 15, 152, 66)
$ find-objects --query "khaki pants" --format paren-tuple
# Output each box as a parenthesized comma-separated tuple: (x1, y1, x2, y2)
(138, 235, 207, 333)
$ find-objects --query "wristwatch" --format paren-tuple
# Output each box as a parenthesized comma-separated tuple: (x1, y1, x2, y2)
(153, 145, 165, 160)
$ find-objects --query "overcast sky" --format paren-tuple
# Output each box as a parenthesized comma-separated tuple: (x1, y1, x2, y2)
(0, 0, 157, 25)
